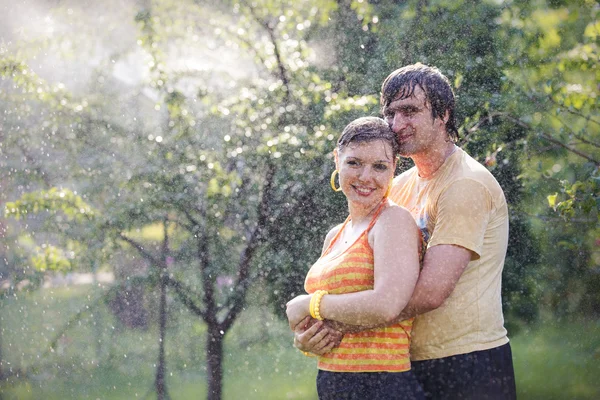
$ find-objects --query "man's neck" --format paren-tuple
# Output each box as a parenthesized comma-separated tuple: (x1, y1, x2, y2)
(412, 142, 457, 179)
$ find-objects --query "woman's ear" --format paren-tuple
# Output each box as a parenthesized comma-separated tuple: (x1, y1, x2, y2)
(333, 148, 340, 170)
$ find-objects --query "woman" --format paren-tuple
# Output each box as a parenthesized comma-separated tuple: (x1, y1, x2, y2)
(286, 116, 424, 399)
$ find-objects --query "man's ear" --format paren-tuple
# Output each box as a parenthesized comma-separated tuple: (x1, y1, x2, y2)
(441, 110, 450, 125)
(434, 110, 449, 131)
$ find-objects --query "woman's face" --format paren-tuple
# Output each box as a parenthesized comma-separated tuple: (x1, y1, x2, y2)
(335, 139, 396, 212)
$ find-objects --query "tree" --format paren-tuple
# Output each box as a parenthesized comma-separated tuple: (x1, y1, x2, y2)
(498, 0, 599, 316)
(2, 1, 376, 398)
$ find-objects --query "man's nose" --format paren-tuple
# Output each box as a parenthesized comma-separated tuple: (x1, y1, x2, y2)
(390, 113, 406, 133)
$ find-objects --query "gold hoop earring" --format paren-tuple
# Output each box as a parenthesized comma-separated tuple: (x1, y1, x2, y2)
(330, 170, 342, 192)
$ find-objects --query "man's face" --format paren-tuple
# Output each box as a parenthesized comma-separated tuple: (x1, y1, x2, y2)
(383, 85, 446, 157)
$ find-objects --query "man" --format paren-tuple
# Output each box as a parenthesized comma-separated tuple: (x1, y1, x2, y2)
(295, 63, 517, 399)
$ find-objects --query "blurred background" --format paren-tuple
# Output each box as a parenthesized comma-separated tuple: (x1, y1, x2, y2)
(0, 0, 598, 399)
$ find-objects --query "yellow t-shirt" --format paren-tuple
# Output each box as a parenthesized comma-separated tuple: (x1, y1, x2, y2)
(389, 147, 509, 361)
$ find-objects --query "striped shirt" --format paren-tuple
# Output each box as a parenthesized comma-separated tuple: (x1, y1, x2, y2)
(304, 201, 414, 372)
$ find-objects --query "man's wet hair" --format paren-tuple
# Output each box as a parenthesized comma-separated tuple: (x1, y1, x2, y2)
(337, 117, 399, 157)
(380, 63, 459, 142)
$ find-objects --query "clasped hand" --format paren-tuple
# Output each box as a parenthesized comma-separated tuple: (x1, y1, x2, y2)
(286, 294, 343, 356)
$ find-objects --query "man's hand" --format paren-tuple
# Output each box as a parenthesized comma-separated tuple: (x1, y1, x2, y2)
(293, 316, 343, 356)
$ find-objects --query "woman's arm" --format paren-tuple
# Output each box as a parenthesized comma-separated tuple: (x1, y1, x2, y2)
(287, 206, 420, 328)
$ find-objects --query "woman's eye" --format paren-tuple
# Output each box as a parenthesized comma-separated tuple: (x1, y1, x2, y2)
(347, 160, 359, 166)
(374, 164, 387, 171)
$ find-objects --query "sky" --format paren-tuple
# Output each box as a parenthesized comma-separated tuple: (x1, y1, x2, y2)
(0, 0, 257, 95)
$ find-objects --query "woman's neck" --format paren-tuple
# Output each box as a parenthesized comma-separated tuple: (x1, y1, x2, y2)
(347, 198, 384, 226)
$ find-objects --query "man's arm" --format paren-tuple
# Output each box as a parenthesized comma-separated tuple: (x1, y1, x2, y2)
(294, 244, 472, 348)
(397, 179, 491, 320)
(395, 243, 472, 320)
(325, 243, 472, 333)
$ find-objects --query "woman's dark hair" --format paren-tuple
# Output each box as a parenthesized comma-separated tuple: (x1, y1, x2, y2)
(337, 117, 399, 157)
(380, 63, 459, 142)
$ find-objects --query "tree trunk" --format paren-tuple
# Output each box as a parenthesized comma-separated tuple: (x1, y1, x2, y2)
(0, 316, 4, 400)
(155, 273, 169, 400)
(206, 326, 224, 400)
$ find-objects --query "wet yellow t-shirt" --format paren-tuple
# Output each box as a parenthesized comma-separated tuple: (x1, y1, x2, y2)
(389, 147, 509, 361)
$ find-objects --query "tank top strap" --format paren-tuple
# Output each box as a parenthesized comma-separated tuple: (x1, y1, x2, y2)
(322, 215, 351, 256)
(365, 199, 388, 233)
(323, 199, 388, 257)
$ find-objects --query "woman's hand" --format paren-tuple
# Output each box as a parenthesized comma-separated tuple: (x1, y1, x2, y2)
(286, 294, 312, 330)
(294, 317, 343, 356)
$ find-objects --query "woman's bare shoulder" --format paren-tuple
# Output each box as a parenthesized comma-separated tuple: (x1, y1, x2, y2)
(372, 203, 418, 237)
(380, 202, 414, 222)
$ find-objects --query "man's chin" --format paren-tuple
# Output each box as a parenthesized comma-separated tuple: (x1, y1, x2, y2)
(398, 146, 416, 157)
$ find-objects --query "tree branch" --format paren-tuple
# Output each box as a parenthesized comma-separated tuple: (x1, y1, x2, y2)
(16, 143, 53, 188)
(543, 93, 600, 128)
(538, 132, 599, 166)
(512, 77, 600, 148)
(219, 161, 276, 332)
(164, 276, 206, 319)
(119, 233, 165, 268)
(198, 225, 215, 326)
(241, 0, 290, 103)
(467, 111, 600, 166)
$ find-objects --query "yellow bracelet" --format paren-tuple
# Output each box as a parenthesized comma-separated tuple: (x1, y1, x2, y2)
(301, 351, 316, 358)
(310, 290, 328, 321)
(309, 292, 317, 319)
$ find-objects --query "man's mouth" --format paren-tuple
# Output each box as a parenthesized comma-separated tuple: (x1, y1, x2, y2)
(397, 133, 412, 143)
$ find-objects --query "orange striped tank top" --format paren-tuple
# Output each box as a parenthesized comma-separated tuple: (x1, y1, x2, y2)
(304, 200, 414, 372)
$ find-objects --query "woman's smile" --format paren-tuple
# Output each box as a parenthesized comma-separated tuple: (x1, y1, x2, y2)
(352, 184, 377, 196)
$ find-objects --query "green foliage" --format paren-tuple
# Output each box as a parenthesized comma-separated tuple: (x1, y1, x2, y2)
(551, 175, 600, 220)
(30, 244, 73, 273)
(5, 188, 95, 222)
(499, 0, 599, 316)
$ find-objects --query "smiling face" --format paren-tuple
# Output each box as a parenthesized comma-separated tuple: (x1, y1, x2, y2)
(383, 85, 448, 158)
(335, 139, 396, 213)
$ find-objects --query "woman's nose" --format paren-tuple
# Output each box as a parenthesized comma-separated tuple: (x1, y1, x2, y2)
(358, 167, 372, 181)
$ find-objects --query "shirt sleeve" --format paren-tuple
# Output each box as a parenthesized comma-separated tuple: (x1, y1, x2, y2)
(427, 179, 492, 259)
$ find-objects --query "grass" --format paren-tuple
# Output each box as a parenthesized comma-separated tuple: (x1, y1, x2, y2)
(0, 286, 598, 399)
(512, 319, 600, 400)
(0, 285, 318, 400)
